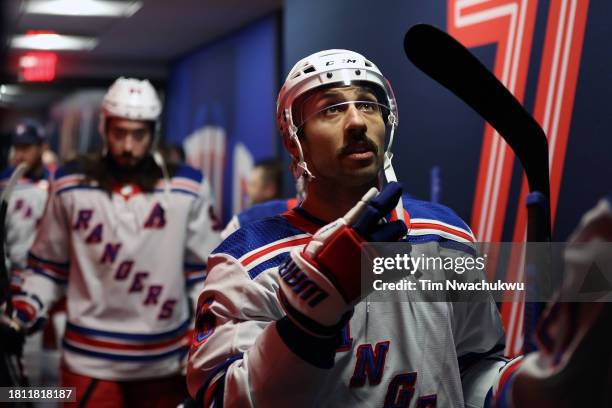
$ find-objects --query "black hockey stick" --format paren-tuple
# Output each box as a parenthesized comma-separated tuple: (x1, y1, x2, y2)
(403, 24, 551, 352)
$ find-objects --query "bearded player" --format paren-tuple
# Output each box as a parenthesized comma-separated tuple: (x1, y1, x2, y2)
(6, 78, 220, 406)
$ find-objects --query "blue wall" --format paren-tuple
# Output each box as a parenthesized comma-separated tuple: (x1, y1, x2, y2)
(165, 14, 280, 222)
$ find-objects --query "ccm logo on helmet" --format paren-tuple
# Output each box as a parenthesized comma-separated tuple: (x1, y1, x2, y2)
(325, 59, 357, 66)
(279, 259, 329, 307)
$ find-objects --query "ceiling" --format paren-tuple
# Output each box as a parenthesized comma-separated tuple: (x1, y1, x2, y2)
(0, 0, 282, 108)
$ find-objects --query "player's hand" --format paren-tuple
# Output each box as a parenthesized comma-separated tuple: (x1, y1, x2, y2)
(278, 182, 407, 336)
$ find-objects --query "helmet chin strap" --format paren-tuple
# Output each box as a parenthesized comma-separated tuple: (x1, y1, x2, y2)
(286, 110, 315, 202)
(382, 114, 406, 224)
(152, 150, 171, 208)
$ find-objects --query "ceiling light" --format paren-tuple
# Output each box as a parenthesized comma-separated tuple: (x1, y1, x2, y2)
(25, 0, 142, 17)
(0, 85, 22, 95)
(0, 85, 21, 103)
(11, 33, 97, 51)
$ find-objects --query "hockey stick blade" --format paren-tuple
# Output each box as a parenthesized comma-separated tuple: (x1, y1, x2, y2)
(403, 24, 550, 201)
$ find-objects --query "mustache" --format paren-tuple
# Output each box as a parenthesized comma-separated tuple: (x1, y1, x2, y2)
(338, 134, 379, 157)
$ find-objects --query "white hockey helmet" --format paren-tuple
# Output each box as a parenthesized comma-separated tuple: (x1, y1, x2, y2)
(276, 49, 401, 212)
(99, 77, 162, 141)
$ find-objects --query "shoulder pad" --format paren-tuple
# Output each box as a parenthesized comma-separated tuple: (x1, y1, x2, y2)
(173, 164, 203, 183)
(403, 195, 476, 243)
(214, 216, 310, 279)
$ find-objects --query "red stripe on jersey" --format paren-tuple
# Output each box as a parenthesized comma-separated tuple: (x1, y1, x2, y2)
(13, 299, 37, 321)
(241, 237, 311, 267)
(28, 258, 68, 277)
(496, 356, 523, 393)
(186, 269, 206, 277)
(64, 329, 190, 351)
(54, 175, 81, 190)
(389, 208, 411, 225)
(286, 198, 299, 210)
(281, 210, 321, 235)
(410, 222, 475, 242)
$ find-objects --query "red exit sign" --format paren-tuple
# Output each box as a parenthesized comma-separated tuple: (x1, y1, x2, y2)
(19, 52, 57, 82)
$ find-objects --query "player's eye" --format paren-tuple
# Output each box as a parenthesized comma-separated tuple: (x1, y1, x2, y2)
(355, 101, 379, 113)
(132, 129, 148, 141)
(109, 128, 128, 139)
(321, 104, 347, 117)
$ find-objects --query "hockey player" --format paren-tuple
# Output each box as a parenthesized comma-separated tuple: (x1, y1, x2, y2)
(1, 119, 51, 279)
(246, 159, 283, 206)
(187, 50, 505, 407)
(6, 78, 220, 406)
(221, 159, 296, 239)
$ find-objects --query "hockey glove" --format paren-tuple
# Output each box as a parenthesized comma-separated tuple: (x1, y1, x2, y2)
(278, 182, 407, 337)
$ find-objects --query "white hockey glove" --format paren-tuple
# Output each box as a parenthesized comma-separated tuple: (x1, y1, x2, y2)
(278, 182, 407, 337)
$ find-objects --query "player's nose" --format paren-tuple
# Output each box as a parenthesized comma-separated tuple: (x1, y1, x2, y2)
(344, 103, 367, 133)
(123, 135, 134, 151)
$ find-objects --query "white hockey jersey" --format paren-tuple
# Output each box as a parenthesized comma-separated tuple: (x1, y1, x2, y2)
(12, 162, 221, 381)
(1, 166, 50, 276)
(187, 197, 505, 407)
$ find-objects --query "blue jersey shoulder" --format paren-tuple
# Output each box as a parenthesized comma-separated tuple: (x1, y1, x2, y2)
(0, 166, 15, 181)
(214, 215, 304, 260)
(173, 164, 203, 183)
(1, 165, 51, 183)
(403, 195, 472, 233)
(55, 161, 85, 179)
(237, 199, 290, 227)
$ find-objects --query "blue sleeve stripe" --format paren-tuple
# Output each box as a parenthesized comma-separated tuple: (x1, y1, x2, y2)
(56, 185, 102, 195)
(154, 188, 199, 198)
(28, 252, 69, 269)
(186, 276, 206, 286)
(30, 267, 68, 284)
(66, 319, 191, 341)
(247, 252, 291, 280)
(195, 354, 244, 407)
(63, 341, 189, 362)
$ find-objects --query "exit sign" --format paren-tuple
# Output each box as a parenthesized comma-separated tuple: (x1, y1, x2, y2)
(19, 52, 57, 82)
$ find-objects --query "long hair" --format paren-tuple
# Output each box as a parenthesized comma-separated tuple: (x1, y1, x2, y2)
(70, 153, 177, 194)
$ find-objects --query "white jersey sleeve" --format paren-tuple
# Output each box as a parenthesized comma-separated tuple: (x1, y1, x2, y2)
(187, 219, 337, 407)
(1, 167, 49, 273)
(183, 173, 222, 307)
(12, 176, 68, 330)
(187, 256, 336, 408)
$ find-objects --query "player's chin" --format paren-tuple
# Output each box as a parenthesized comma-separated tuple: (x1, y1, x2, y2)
(342, 154, 380, 172)
(342, 163, 380, 185)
